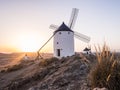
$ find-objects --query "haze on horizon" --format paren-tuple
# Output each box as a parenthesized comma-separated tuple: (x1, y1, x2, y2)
(0, 0, 120, 53)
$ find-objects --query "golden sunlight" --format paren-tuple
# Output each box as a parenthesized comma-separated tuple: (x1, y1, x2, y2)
(17, 33, 43, 52)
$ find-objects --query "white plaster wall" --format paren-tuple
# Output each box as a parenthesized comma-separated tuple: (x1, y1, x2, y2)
(53, 31, 74, 58)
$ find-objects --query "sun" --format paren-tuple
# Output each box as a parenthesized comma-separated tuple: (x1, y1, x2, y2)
(17, 33, 42, 52)
(15, 31, 52, 53)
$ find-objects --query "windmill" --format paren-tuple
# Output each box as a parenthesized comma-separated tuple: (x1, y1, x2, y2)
(36, 8, 90, 59)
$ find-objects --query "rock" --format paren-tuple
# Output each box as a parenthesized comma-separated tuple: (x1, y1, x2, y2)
(93, 87, 108, 90)
(28, 87, 39, 90)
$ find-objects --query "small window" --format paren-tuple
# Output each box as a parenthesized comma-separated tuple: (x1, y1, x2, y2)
(57, 42, 59, 44)
(68, 32, 70, 34)
(59, 32, 61, 34)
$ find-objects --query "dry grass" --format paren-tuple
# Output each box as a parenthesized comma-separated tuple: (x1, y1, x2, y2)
(39, 57, 59, 67)
(6, 64, 23, 72)
(90, 44, 120, 90)
(0, 59, 34, 73)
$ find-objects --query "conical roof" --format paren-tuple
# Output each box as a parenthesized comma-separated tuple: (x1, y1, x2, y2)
(83, 47, 90, 51)
(54, 22, 73, 33)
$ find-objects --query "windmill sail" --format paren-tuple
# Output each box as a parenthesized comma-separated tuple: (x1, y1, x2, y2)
(50, 8, 79, 30)
(68, 8, 79, 29)
(49, 25, 90, 43)
(74, 31, 90, 43)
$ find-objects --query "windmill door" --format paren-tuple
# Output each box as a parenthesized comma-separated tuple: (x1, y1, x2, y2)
(57, 49, 60, 57)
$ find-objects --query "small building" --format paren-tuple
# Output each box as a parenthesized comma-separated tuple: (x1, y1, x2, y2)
(83, 47, 91, 54)
(23, 54, 29, 60)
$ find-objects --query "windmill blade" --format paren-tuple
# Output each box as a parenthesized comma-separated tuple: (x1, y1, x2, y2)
(68, 8, 79, 29)
(74, 31, 90, 43)
(49, 24, 58, 30)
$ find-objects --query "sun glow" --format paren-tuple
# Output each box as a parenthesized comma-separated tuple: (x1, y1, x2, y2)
(17, 33, 44, 52)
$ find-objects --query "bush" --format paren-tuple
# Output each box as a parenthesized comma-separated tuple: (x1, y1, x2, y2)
(39, 57, 58, 67)
(6, 64, 23, 72)
(73, 54, 82, 60)
(90, 44, 120, 90)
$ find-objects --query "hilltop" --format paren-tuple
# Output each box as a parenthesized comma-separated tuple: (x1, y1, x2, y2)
(0, 53, 94, 90)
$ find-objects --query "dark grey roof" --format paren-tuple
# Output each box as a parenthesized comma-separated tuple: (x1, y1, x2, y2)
(83, 47, 91, 51)
(54, 22, 73, 33)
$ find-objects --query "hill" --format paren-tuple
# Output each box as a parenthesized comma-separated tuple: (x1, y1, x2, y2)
(0, 53, 93, 90)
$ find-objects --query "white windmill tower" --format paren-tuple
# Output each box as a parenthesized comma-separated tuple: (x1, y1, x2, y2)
(50, 8, 90, 58)
(36, 8, 90, 59)
(53, 22, 74, 57)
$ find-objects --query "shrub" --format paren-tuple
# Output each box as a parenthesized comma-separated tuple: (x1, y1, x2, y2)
(39, 57, 58, 67)
(73, 54, 82, 60)
(90, 44, 120, 90)
(6, 64, 23, 72)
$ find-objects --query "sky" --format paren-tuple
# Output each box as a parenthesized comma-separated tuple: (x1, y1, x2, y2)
(0, 0, 120, 53)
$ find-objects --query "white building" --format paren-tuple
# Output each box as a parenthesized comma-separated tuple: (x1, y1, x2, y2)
(53, 22, 75, 58)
